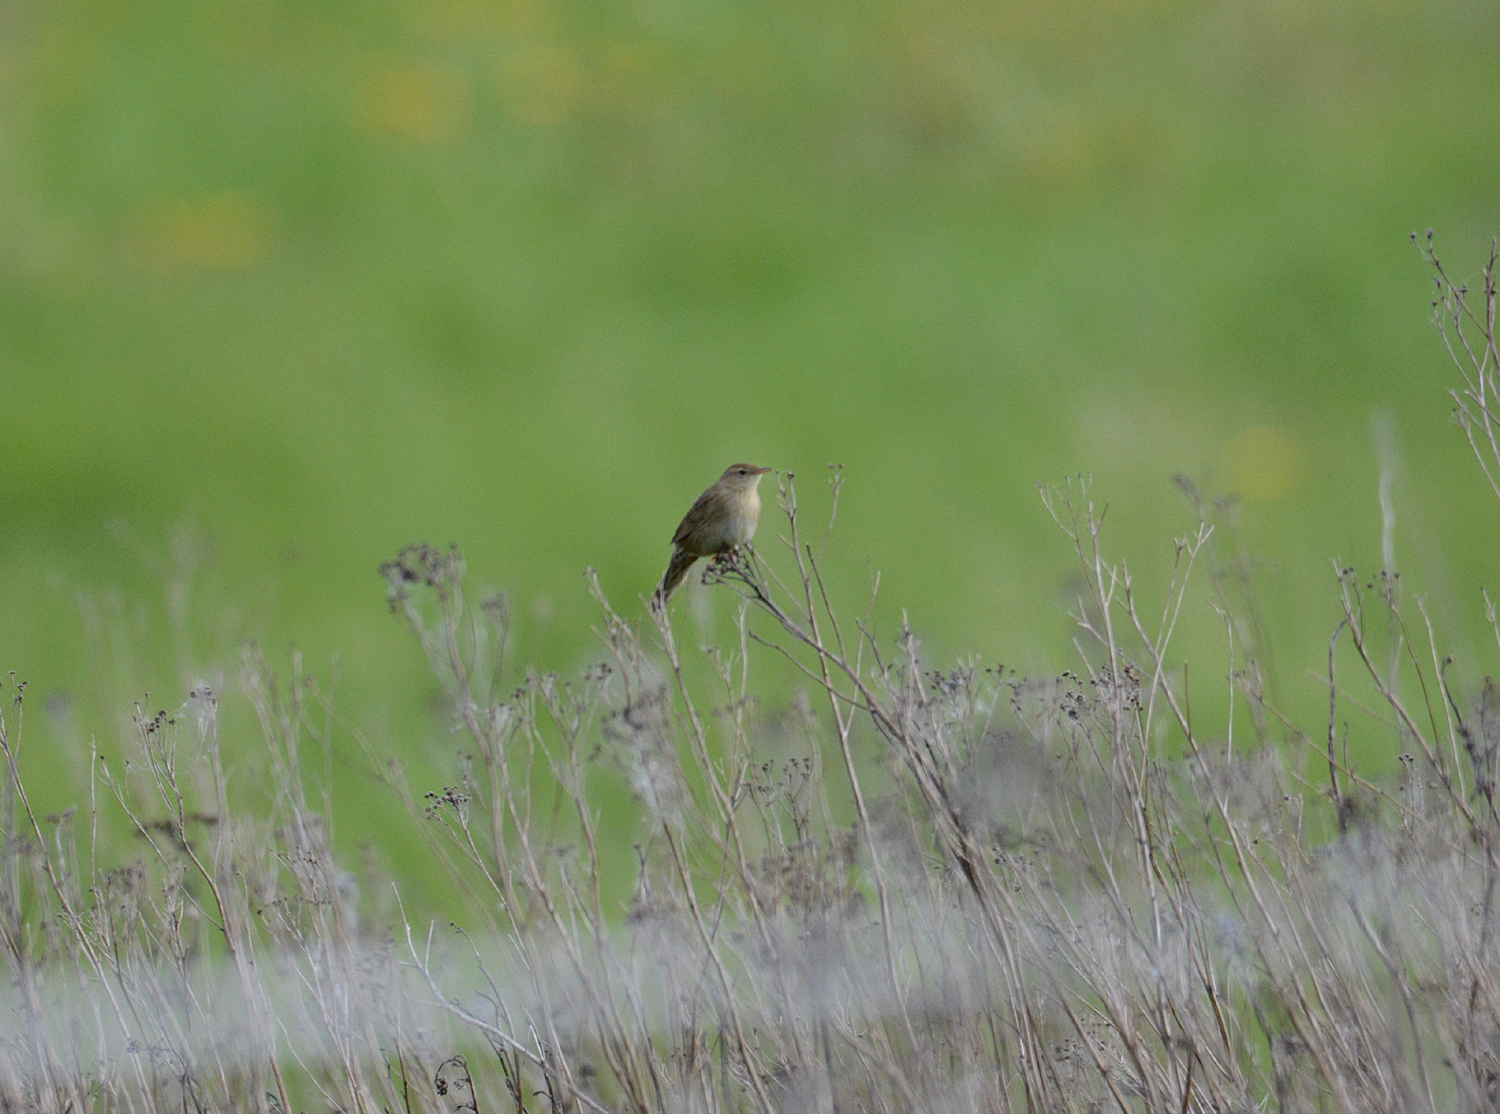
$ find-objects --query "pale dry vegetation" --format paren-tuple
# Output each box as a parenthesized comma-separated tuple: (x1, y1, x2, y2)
(3, 241, 1500, 1112)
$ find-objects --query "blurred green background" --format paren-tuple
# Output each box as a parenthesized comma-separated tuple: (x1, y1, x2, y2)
(3, 0, 1498, 864)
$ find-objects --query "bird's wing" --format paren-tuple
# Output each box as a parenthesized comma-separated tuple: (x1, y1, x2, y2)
(671, 491, 710, 546)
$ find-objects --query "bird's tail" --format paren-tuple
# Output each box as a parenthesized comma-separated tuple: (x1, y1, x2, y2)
(654, 547, 697, 606)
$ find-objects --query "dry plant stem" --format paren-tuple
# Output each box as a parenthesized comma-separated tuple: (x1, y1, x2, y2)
(398, 910, 614, 1114)
(1260, 611, 1476, 1112)
(1351, 906, 1439, 1114)
(1, 691, 91, 1114)
(1429, 595, 1469, 792)
(1423, 235, 1500, 501)
(730, 486, 1054, 1106)
(586, 596, 724, 1109)
(103, 709, 291, 1114)
(243, 659, 388, 1110)
(200, 693, 298, 1114)
(1046, 483, 1364, 1109)
(385, 550, 617, 1110)
(774, 471, 910, 1041)
(1043, 482, 1183, 1080)
(1328, 618, 1350, 826)
(644, 596, 795, 1113)
(1336, 570, 1473, 824)
(582, 595, 782, 1110)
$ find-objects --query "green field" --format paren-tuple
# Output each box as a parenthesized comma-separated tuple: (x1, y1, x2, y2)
(3, 0, 1499, 883)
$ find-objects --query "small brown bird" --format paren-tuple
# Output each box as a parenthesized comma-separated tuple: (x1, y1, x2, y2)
(655, 463, 773, 603)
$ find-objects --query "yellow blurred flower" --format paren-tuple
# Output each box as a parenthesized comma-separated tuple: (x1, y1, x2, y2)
(131, 193, 274, 273)
(1224, 425, 1305, 503)
(501, 42, 580, 126)
(353, 58, 473, 144)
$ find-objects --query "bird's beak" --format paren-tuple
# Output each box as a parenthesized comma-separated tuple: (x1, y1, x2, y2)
(754, 466, 773, 475)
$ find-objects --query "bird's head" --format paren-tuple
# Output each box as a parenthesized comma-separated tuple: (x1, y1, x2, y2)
(719, 463, 772, 491)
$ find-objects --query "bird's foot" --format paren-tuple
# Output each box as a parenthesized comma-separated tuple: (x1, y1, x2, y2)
(712, 547, 755, 575)
(700, 549, 739, 588)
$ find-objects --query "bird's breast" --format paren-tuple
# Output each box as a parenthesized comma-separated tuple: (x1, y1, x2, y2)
(727, 491, 760, 545)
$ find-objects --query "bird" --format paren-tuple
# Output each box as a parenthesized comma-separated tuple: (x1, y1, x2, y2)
(655, 463, 772, 604)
